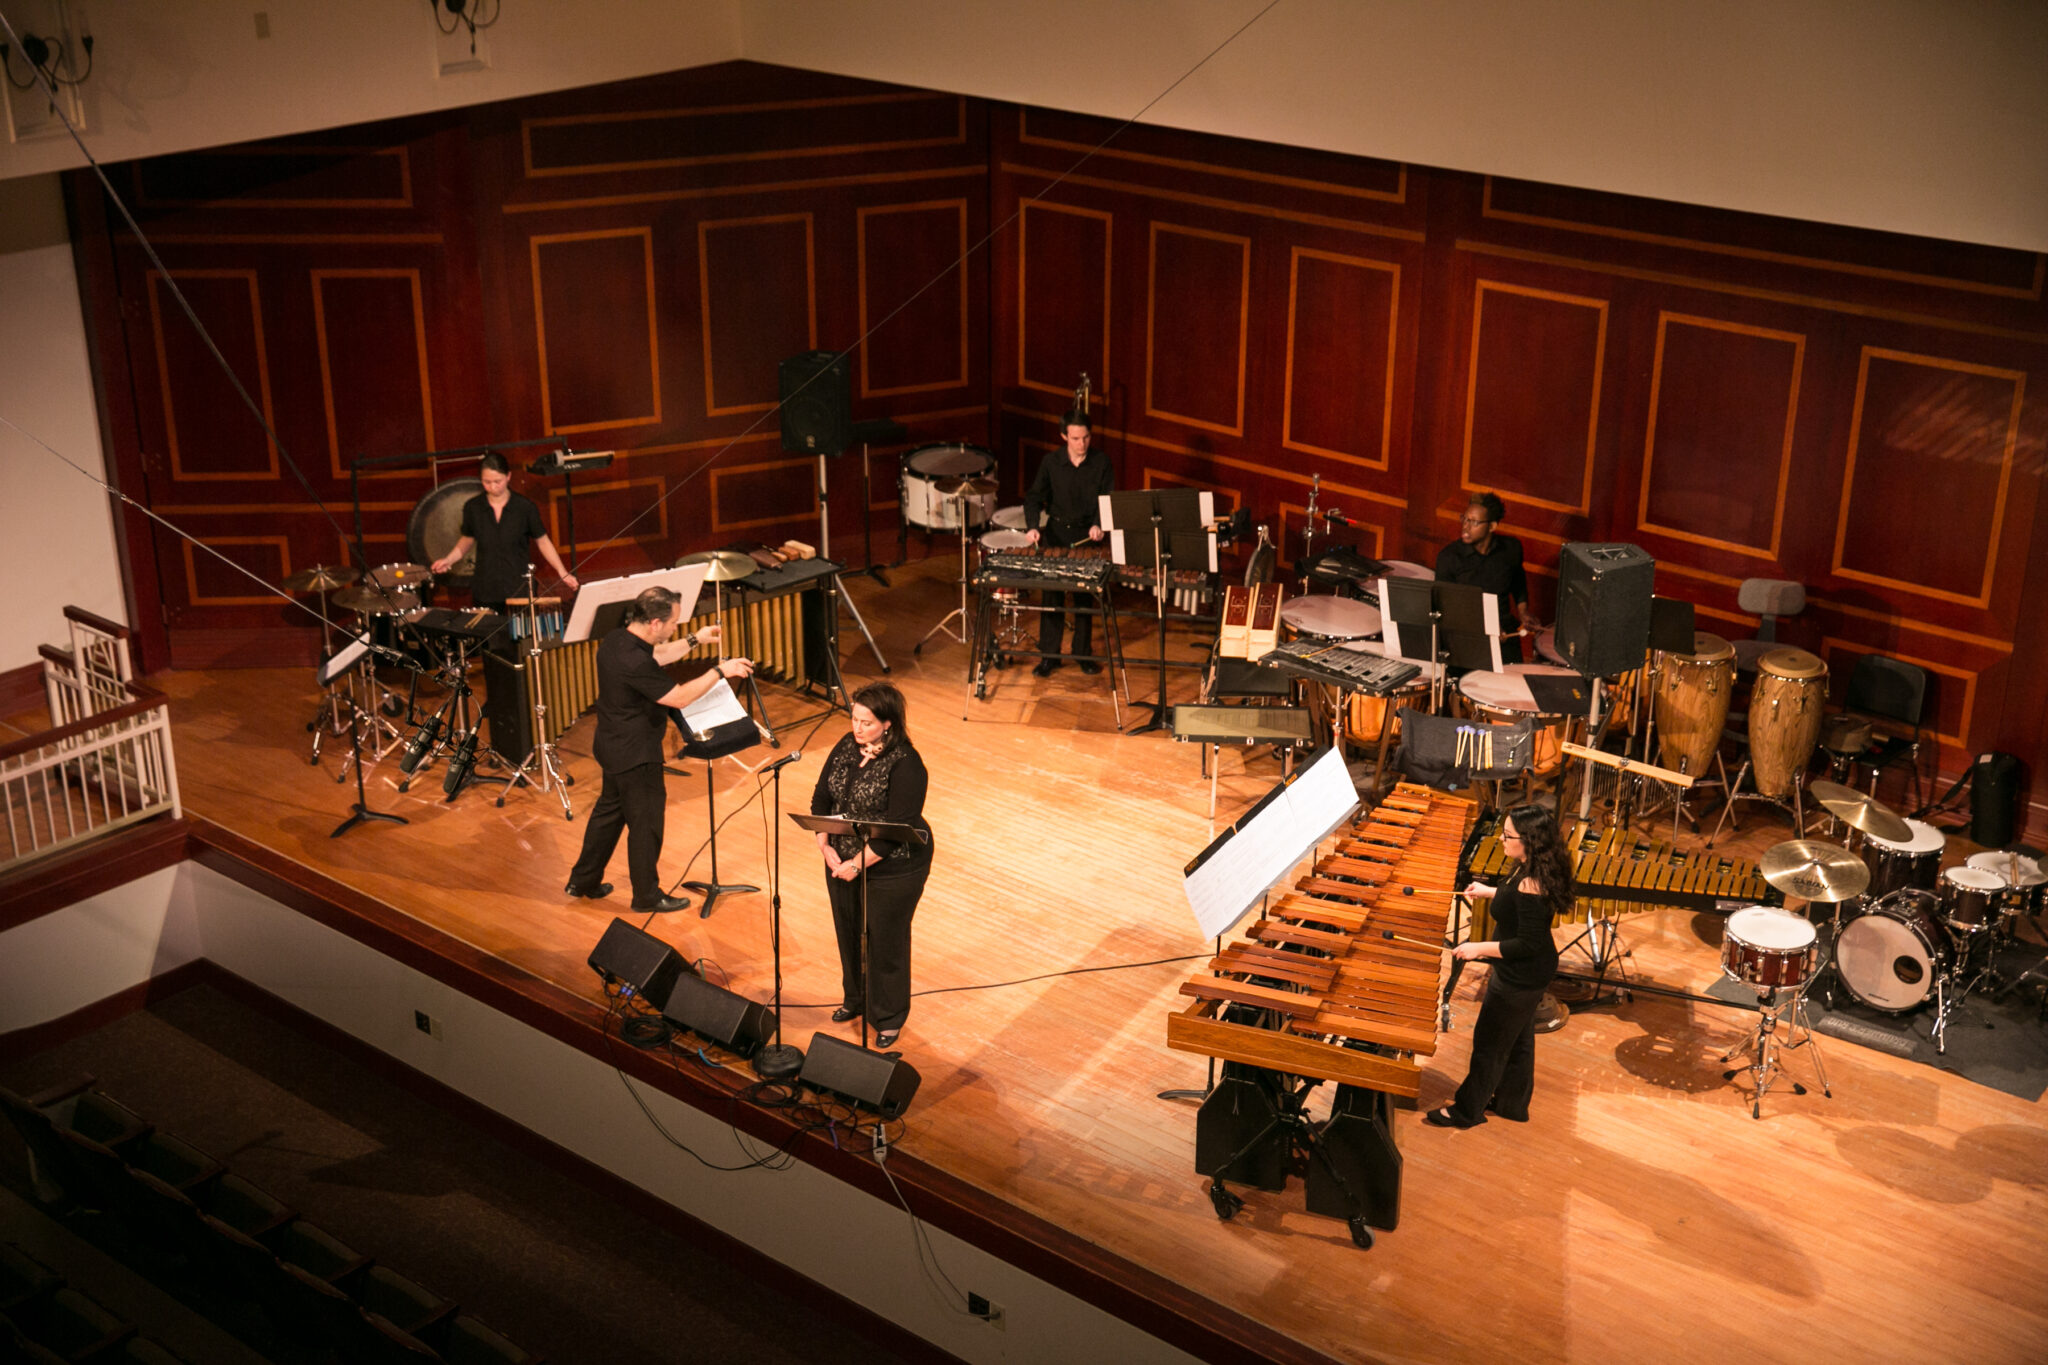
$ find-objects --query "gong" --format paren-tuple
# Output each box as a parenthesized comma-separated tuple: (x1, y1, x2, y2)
(408, 478, 480, 588)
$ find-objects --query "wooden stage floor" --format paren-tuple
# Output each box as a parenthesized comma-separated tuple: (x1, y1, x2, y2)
(150, 560, 2048, 1365)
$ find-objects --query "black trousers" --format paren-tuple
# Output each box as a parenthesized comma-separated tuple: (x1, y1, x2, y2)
(569, 762, 666, 903)
(825, 864, 929, 1032)
(1449, 976, 1548, 1123)
(1037, 588, 1095, 658)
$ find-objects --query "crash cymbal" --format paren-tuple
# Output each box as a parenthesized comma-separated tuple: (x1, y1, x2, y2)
(675, 549, 758, 582)
(284, 564, 358, 592)
(332, 585, 421, 616)
(934, 475, 1000, 498)
(1808, 780, 1911, 842)
(1760, 839, 1871, 903)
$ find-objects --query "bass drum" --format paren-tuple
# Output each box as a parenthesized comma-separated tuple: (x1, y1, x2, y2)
(900, 443, 996, 531)
(409, 478, 480, 589)
(1836, 889, 1950, 1013)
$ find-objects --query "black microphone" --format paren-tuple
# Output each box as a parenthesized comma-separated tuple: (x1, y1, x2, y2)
(442, 731, 478, 795)
(759, 750, 803, 775)
(398, 716, 443, 775)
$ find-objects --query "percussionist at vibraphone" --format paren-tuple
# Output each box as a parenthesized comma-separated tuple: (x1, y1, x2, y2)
(1023, 410, 1114, 676)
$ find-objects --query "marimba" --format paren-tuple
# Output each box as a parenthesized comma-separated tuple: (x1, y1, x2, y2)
(1464, 810, 1780, 932)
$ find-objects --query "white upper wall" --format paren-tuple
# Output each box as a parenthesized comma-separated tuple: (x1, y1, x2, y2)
(1, 0, 2041, 251)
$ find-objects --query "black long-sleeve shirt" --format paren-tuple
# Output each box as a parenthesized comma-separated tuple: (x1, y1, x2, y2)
(810, 733, 933, 876)
(1436, 533, 1529, 621)
(1485, 879, 1560, 990)
(1022, 449, 1113, 547)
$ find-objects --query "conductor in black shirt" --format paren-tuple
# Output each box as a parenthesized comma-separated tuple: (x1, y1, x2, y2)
(1022, 412, 1114, 677)
(1427, 804, 1572, 1128)
(431, 452, 579, 611)
(1435, 491, 1536, 663)
(565, 586, 753, 912)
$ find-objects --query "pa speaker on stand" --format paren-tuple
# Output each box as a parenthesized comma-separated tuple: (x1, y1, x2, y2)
(778, 350, 851, 457)
(1554, 542, 1655, 678)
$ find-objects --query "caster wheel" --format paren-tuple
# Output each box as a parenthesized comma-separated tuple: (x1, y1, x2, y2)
(1348, 1218, 1374, 1250)
(564, 811, 574, 821)
(1208, 1183, 1242, 1221)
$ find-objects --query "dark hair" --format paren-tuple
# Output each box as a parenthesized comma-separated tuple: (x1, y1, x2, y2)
(479, 450, 511, 476)
(623, 585, 679, 626)
(1503, 803, 1574, 917)
(851, 681, 910, 748)
(1061, 410, 1092, 432)
(1468, 491, 1506, 525)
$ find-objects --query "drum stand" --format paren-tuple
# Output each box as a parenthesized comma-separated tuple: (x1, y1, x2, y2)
(1707, 763, 1811, 847)
(913, 489, 976, 654)
(495, 572, 575, 818)
(1721, 980, 1831, 1119)
(1933, 929, 2002, 1054)
(1553, 911, 1637, 1008)
(334, 650, 408, 784)
(305, 603, 350, 765)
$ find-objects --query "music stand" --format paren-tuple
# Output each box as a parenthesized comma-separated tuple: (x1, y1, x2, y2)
(1104, 487, 1214, 735)
(788, 813, 931, 1051)
(320, 635, 409, 839)
(1379, 578, 1502, 711)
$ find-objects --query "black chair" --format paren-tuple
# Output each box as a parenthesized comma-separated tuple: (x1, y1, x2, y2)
(352, 1310, 445, 1364)
(442, 1315, 546, 1365)
(197, 1173, 294, 1245)
(114, 1337, 196, 1365)
(1841, 654, 1929, 811)
(9, 1285, 136, 1362)
(0, 1081, 150, 1208)
(1, 1242, 62, 1317)
(1731, 578, 1806, 673)
(355, 1265, 457, 1342)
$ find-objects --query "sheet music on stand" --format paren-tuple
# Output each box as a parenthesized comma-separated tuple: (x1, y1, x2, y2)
(1181, 747, 1361, 941)
(563, 562, 710, 643)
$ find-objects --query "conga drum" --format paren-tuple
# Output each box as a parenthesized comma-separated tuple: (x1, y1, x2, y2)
(1654, 632, 1735, 777)
(1749, 647, 1827, 797)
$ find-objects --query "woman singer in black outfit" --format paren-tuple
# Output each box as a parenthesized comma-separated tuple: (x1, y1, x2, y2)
(1426, 804, 1572, 1128)
(811, 682, 933, 1051)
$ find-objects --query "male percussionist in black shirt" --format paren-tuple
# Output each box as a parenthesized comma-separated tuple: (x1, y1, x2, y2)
(1022, 412, 1114, 677)
(565, 586, 753, 913)
(1435, 491, 1538, 664)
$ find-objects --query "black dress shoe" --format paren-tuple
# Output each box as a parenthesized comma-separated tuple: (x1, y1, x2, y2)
(1423, 1106, 1483, 1129)
(1077, 660, 1101, 676)
(564, 880, 613, 900)
(1484, 1100, 1529, 1123)
(1032, 658, 1061, 678)
(630, 894, 692, 913)
(875, 1031, 899, 1050)
(831, 1006, 862, 1024)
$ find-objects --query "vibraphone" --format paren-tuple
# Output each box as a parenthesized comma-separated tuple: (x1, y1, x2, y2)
(1257, 638, 1422, 697)
(983, 542, 1213, 611)
(968, 551, 1128, 700)
(1166, 783, 1476, 1245)
(1463, 809, 1781, 933)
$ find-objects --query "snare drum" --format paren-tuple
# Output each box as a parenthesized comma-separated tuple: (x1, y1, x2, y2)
(1965, 850, 2047, 919)
(1721, 906, 1817, 991)
(1837, 889, 1950, 1013)
(1280, 595, 1381, 641)
(1939, 865, 2007, 932)
(1654, 632, 1735, 777)
(1457, 665, 1580, 776)
(900, 444, 996, 530)
(1860, 818, 1945, 899)
(1748, 647, 1828, 797)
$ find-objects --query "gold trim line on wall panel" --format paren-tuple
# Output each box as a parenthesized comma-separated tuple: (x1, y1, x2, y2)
(1829, 346, 2026, 609)
(708, 457, 817, 535)
(545, 477, 666, 551)
(698, 213, 817, 417)
(1459, 279, 1608, 517)
(1480, 178, 2045, 302)
(1142, 467, 1242, 513)
(502, 165, 989, 216)
(311, 268, 437, 483)
(1635, 310, 1803, 561)
(523, 94, 965, 178)
(529, 227, 663, 436)
(147, 269, 282, 483)
(856, 200, 970, 399)
(1018, 109, 1407, 204)
(1454, 239, 2048, 346)
(1281, 246, 1399, 470)
(1016, 200, 1113, 397)
(1819, 636, 1977, 749)
(1144, 222, 1251, 437)
(1804, 596, 2014, 653)
(1003, 163, 1426, 241)
(181, 536, 290, 606)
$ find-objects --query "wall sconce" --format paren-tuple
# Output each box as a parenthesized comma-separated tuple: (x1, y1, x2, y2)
(432, 0, 501, 55)
(1, 29, 94, 104)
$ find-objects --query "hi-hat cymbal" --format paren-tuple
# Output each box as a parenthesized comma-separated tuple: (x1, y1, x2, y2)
(1808, 780, 1911, 842)
(1760, 839, 1871, 903)
(332, 585, 420, 616)
(675, 549, 758, 583)
(935, 476, 999, 497)
(285, 564, 358, 592)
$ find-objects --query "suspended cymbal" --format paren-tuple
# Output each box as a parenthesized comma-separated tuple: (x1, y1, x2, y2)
(935, 475, 999, 498)
(1807, 780, 1911, 842)
(1760, 840, 1871, 903)
(332, 585, 421, 616)
(675, 550, 758, 583)
(284, 564, 358, 592)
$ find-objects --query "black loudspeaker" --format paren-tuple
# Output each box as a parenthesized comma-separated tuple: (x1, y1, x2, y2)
(586, 919, 687, 1010)
(1554, 542, 1656, 677)
(481, 649, 534, 764)
(662, 974, 775, 1059)
(800, 1033, 921, 1118)
(1969, 752, 2021, 848)
(778, 350, 851, 456)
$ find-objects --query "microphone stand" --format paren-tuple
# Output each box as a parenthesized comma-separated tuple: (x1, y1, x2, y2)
(329, 643, 411, 839)
(1127, 508, 1173, 736)
(753, 756, 805, 1081)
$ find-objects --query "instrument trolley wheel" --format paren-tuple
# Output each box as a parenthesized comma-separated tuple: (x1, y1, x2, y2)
(1208, 1180, 1243, 1221)
(1348, 1217, 1374, 1250)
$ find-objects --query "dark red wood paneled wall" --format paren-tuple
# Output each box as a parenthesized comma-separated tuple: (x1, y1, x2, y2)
(70, 63, 2047, 822)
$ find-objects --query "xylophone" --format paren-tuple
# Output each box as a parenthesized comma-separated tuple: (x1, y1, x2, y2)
(1257, 638, 1422, 697)
(981, 542, 1213, 609)
(1167, 784, 1476, 1243)
(1463, 809, 1781, 932)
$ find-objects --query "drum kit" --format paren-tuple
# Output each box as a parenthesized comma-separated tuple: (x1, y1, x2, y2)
(286, 560, 439, 770)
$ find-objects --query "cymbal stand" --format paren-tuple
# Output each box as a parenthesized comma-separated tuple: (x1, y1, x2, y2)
(1720, 976, 1831, 1119)
(1552, 902, 1636, 1009)
(816, 447, 890, 675)
(496, 570, 575, 818)
(1933, 927, 2001, 1054)
(304, 597, 348, 765)
(334, 637, 408, 785)
(914, 489, 975, 654)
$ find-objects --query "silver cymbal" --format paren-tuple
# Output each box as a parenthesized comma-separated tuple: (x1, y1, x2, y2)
(1807, 780, 1912, 842)
(1760, 839, 1871, 903)
(675, 549, 758, 583)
